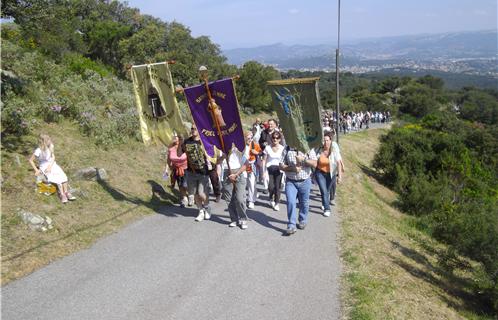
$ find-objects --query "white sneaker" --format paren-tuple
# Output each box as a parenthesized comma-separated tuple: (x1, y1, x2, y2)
(204, 208, 211, 220)
(331, 199, 336, 206)
(188, 195, 194, 207)
(323, 210, 331, 217)
(195, 209, 205, 222)
(228, 221, 238, 227)
(240, 221, 248, 230)
(248, 202, 254, 209)
(321, 205, 325, 211)
(181, 197, 188, 207)
(274, 204, 280, 211)
(270, 200, 276, 208)
(256, 192, 260, 199)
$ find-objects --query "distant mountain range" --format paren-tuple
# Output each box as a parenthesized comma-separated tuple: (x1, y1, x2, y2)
(223, 30, 498, 76)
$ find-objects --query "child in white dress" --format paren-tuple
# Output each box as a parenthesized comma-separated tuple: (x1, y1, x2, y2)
(29, 134, 75, 203)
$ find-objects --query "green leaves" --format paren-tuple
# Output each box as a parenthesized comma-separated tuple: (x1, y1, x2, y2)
(237, 61, 280, 113)
(458, 88, 498, 125)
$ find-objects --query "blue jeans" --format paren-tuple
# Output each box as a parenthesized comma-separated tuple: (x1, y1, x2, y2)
(285, 177, 312, 229)
(315, 170, 336, 211)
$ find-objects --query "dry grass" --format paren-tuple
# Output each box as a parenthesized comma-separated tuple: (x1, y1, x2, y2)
(1, 121, 175, 285)
(338, 128, 492, 320)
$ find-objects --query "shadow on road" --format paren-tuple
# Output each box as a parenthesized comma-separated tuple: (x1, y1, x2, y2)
(248, 209, 287, 233)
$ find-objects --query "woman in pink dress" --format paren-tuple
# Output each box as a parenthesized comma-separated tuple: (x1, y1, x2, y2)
(166, 135, 188, 206)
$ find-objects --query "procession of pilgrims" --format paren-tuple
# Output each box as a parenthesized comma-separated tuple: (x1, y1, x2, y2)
(30, 64, 388, 236)
(157, 66, 347, 235)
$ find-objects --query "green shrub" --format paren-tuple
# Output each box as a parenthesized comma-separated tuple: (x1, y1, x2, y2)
(1, 39, 139, 145)
(374, 117, 498, 312)
(62, 53, 112, 78)
(1, 91, 33, 136)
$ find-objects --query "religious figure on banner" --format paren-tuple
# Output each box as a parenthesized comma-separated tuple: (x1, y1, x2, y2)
(208, 98, 227, 128)
(267, 77, 322, 152)
(275, 87, 298, 115)
(184, 77, 246, 158)
(147, 87, 166, 119)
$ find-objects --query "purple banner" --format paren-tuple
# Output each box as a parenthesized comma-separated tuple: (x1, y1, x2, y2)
(184, 78, 245, 157)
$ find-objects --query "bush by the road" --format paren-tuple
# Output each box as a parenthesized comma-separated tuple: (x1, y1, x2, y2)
(373, 111, 498, 313)
(1, 40, 138, 146)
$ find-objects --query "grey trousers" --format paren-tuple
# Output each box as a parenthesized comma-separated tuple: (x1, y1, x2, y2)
(222, 173, 247, 223)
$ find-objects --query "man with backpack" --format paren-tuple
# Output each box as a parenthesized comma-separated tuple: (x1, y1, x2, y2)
(183, 124, 212, 222)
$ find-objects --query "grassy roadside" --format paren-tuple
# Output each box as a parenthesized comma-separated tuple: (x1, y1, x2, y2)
(338, 128, 494, 320)
(1, 120, 174, 285)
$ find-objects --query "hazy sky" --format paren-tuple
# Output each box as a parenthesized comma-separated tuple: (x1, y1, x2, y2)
(126, 0, 497, 49)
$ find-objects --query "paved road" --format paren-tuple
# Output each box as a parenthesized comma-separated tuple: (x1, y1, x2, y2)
(2, 184, 342, 320)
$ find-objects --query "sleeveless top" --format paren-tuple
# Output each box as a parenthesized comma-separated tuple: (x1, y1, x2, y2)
(168, 146, 187, 170)
(317, 154, 330, 173)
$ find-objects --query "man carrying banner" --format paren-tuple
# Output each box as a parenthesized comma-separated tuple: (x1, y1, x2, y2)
(183, 66, 246, 225)
(279, 147, 317, 235)
(267, 78, 323, 235)
(222, 145, 250, 229)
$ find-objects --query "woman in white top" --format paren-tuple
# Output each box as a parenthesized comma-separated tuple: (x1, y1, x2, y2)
(29, 134, 75, 203)
(262, 131, 285, 211)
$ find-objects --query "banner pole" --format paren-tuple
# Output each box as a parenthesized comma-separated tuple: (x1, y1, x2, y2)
(200, 67, 249, 220)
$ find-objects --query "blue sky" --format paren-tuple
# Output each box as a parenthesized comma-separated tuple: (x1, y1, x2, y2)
(126, 0, 497, 49)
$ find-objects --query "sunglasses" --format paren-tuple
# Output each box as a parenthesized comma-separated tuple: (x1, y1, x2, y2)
(272, 137, 281, 140)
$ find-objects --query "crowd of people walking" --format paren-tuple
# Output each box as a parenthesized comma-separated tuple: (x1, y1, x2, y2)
(163, 109, 378, 236)
(321, 110, 391, 134)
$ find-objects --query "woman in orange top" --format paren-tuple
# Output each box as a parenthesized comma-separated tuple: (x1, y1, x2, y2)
(311, 132, 342, 217)
(245, 131, 261, 209)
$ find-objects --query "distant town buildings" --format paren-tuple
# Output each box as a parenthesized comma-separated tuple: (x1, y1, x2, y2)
(276, 57, 498, 77)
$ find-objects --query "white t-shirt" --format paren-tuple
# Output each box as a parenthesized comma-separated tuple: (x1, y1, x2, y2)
(226, 148, 248, 178)
(34, 146, 54, 167)
(264, 144, 284, 167)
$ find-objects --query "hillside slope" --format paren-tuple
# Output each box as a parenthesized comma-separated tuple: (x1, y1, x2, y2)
(1, 121, 170, 285)
(339, 128, 492, 320)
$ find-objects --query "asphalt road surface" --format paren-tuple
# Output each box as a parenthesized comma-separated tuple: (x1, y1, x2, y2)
(2, 183, 342, 320)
